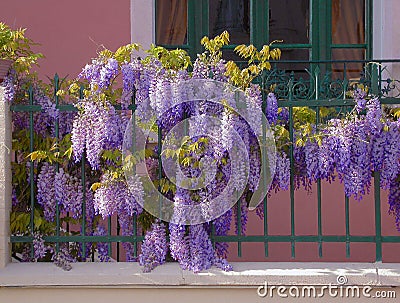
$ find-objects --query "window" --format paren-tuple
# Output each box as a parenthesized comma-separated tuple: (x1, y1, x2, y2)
(156, 0, 372, 77)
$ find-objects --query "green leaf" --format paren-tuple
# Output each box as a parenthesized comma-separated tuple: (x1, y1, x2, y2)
(28, 151, 38, 161)
(34, 216, 42, 229)
(90, 182, 102, 191)
(63, 147, 73, 159)
(295, 138, 304, 147)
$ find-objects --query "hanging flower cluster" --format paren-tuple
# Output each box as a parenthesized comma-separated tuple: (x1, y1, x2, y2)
(7, 31, 400, 273)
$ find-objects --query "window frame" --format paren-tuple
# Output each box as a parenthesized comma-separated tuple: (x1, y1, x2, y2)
(155, 0, 373, 62)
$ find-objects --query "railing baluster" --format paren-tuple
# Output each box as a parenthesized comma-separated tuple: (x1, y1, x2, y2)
(54, 75, 61, 254)
(288, 74, 295, 258)
(28, 85, 35, 258)
(345, 195, 350, 258)
(374, 171, 382, 262)
(131, 86, 138, 259)
(261, 73, 269, 257)
(78, 85, 86, 260)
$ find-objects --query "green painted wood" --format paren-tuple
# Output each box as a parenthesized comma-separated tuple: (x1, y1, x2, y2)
(251, 0, 268, 48)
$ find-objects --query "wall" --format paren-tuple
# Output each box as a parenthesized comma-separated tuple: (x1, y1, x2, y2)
(0, 0, 131, 80)
(0, 262, 399, 303)
(373, 0, 400, 95)
(1, 286, 398, 303)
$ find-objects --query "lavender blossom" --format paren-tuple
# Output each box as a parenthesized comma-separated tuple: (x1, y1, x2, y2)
(266, 92, 278, 124)
(71, 101, 124, 169)
(55, 168, 83, 218)
(139, 221, 167, 272)
(274, 151, 290, 190)
(33, 233, 47, 260)
(353, 88, 367, 113)
(93, 225, 110, 262)
(93, 172, 143, 219)
(169, 223, 191, 270)
(389, 179, 400, 232)
(37, 163, 56, 221)
(278, 107, 289, 124)
(35, 89, 59, 119)
(1, 71, 15, 102)
(189, 224, 215, 272)
(192, 57, 209, 79)
(52, 246, 75, 271)
(365, 97, 383, 136)
(99, 58, 119, 89)
(380, 122, 400, 189)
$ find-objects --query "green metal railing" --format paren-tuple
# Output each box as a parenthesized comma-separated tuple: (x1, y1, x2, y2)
(10, 59, 400, 262)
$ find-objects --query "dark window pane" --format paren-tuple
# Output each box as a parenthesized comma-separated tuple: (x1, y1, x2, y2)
(332, 49, 365, 79)
(209, 0, 250, 44)
(269, 0, 310, 44)
(156, 0, 188, 45)
(276, 49, 310, 72)
(332, 0, 365, 44)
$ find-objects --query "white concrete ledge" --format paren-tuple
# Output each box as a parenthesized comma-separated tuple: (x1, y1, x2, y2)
(0, 262, 399, 288)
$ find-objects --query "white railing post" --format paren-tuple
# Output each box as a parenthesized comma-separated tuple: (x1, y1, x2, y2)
(0, 86, 12, 268)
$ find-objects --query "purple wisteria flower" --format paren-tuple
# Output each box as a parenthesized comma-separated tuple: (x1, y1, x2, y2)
(78, 58, 102, 89)
(380, 122, 400, 189)
(192, 56, 209, 79)
(52, 246, 75, 271)
(353, 88, 367, 113)
(189, 224, 215, 272)
(93, 172, 143, 219)
(274, 151, 290, 190)
(266, 92, 278, 124)
(1, 71, 16, 102)
(71, 101, 125, 169)
(55, 168, 83, 218)
(139, 221, 167, 272)
(93, 225, 110, 262)
(33, 233, 47, 260)
(37, 163, 56, 221)
(365, 97, 383, 136)
(35, 89, 59, 119)
(99, 58, 119, 89)
(389, 179, 400, 232)
(169, 223, 191, 270)
(278, 107, 289, 124)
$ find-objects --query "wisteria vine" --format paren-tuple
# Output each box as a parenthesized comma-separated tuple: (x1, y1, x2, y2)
(4, 31, 400, 273)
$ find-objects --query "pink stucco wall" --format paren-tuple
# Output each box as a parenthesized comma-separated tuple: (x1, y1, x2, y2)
(228, 181, 400, 262)
(1, 1, 399, 262)
(0, 0, 131, 80)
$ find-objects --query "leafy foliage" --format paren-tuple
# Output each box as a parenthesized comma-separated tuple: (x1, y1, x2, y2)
(0, 22, 43, 73)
